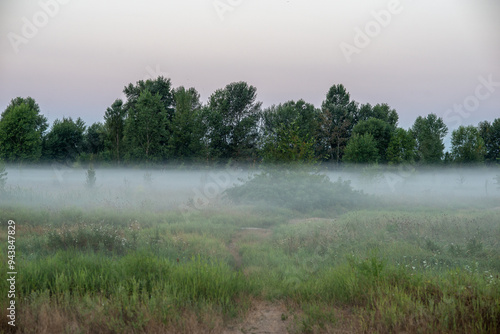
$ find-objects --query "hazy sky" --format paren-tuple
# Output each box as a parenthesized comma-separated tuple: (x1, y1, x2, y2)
(1, 0, 499, 141)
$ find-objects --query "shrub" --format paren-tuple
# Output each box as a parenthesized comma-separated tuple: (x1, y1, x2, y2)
(225, 169, 368, 213)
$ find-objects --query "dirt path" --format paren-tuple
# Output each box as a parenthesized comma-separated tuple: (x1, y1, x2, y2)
(223, 300, 290, 334)
(225, 228, 290, 333)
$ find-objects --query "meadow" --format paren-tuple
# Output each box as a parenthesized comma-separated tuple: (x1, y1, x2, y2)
(0, 165, 499, 333)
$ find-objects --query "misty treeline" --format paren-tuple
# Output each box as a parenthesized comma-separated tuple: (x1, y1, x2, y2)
(0, 76, 499, 166)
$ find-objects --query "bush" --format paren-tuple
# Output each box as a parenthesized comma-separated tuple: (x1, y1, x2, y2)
(225, 168, 368, 213)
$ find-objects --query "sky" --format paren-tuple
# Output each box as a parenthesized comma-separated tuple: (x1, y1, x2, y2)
(1, 0, 499, 147)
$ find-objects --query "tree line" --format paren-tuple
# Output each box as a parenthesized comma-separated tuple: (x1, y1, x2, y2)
(0, 76, 499, 166)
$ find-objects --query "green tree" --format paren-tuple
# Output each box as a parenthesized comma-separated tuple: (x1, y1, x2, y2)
(84, 122, 107, 156)
(43, 117, 86, 163)
(343, 133, 379, 164)
(386, 128, 417, 164)
(104, 99, 126, 163)
(123, 76, 175, 121)
(262, 100, 319, 142)
(169, 86, 206, 161)
(358, 103, 398, 129)
(351, 118, 393, 162)
(317, 84, 358, 163)
(202, 82, 261, 161)
(262, 121, 316, 164)
(451, 125, 486, 164)
(124, 90, 169, 162)
(478, 119, 500, 164)
(0, 97, 48, 162)
(411, 113, 448, 163)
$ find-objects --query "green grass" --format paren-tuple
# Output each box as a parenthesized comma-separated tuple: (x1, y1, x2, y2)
(1, 200, 500, 332)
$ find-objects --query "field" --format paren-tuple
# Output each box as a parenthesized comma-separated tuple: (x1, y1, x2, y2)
(1, 166, 500, 333)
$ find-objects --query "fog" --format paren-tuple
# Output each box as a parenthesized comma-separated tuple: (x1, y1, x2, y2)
(2, 165, 499, 212)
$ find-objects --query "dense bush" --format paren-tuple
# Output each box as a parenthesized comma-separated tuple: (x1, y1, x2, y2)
(225, 168, 368, 212)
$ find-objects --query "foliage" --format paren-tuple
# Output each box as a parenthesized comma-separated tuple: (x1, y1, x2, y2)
(168, 86, 207, 161)
(358, 103, 398, 129)
(317, 84, 358, 163)
(0, 97, 48, 162)
(201, 81, 261, 161)
(451, 125, 486, 164)
(84, 122, 107, 155)
(478, 118, 500, 164)
(43, 117, 86, 163)
(411, 113, 448, 163)
(124, 90, 169, 162)
(343, 133, 379, 164)
(104, 99, 126, 163)
(386, 128, 417, 164)
(261, 120, 316, 165)
(351, 118, 393, 162)
(225, 169, 366, 212)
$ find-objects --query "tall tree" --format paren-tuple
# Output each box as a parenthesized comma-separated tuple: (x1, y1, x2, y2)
(317, 84, 358, 163)
(386, 128, 417, 164)
(262, 100, 319, 142)
(343, 133, 379, 164)
(84, 122, 107, 156)
(478, 119, 500, 164)
(123, 76, 174, 159)
(202, 81, 261, 161)
(124, 90, 169, 162)
(43, 117, 86, 163)
(169, 87, 206, 161)
(104, 99, 126, 163)
(351, 118, 393, 162)
(123, 76, 175, 122)
(451, 125, 486, 164)
(358, 103, 398, 129)
(411, 113, 448, 163)
(0, 97, 48, 162)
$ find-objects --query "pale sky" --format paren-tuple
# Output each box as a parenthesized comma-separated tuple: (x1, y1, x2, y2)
(1, 0, 499, 138)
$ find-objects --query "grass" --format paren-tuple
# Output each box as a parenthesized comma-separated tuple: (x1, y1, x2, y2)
(1, 183, 500, 332)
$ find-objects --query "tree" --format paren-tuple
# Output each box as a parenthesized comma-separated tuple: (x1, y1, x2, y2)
(358, 103, 398, 129)
(202, 81, 261, 161)
(0, 97, 48, 162)
(478, 119, 500, 164)
(317, 84, 358, 163)
(123, 76, 175, 121)
(386, 128, 417, 164)
(343, 133, 379, 164)
(351, 118, 393, 162)
(43, 117, 86, 163)
(169, 86, 206, 161)
(124, 90, 169, 161)
(451, 125, 486, 164)
(262, 120, 316, 164)
(411, 113, 448, 164)
(84, 122, 107, 156)
(262, 100, 319, 142)
(104, 99, 126, 163)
